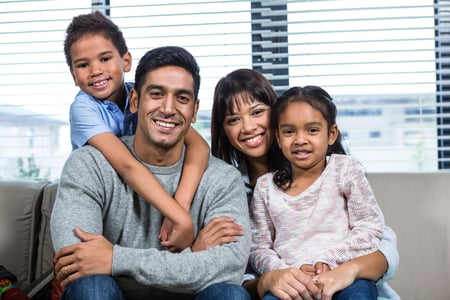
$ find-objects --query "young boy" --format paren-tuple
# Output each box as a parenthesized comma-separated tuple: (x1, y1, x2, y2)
(63, 11, 210, 250)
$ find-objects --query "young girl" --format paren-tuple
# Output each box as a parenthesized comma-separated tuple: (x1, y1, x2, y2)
(211, 69, 399, 300)
(249, 85, 385, 300)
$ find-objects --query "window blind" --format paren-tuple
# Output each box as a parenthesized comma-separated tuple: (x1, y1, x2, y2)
(286, 0, 440, 172)
(0, 0, 447, 181)
(0, 0, 92, 181)
(435, 0, 450, 168)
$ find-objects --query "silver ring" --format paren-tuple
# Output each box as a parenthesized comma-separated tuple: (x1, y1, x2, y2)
(63, 266, 69, 275)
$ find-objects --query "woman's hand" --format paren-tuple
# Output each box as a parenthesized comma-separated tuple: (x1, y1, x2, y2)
(257, 268, 321, 300)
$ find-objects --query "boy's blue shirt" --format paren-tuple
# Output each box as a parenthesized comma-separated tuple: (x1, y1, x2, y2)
(70, 82, 136, 150)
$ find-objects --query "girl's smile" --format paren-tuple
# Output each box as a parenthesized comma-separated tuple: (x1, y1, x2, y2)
(277, 101, 337, 174)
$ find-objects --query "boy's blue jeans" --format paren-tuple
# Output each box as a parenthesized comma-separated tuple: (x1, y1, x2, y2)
(61, 274, 251, 300)
(262, 279, 378, 300)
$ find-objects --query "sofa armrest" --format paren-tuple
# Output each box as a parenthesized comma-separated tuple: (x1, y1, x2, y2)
(0, 180, 50, 291)
(36, 182, 58, 280)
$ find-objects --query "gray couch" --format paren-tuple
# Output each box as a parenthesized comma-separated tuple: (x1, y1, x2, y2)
(0, 180, 57, 298)
(1, 173, 449, 299)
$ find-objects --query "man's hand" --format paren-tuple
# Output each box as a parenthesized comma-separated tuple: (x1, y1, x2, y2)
(54, 227, 113, 288)
(258, 268, 321, 300)
(191, 217, 243, 252)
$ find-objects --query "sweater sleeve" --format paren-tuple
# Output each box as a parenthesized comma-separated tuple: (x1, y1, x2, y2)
(377, 226, 399, 284)
(50, 147, 113, 252)
(249, 174, 290, 274)
(314, 157, 385, 268)
(111, 163, 251, 294)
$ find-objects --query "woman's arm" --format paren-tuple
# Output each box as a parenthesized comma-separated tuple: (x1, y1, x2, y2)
(313, 250, 387, 300)
(313, 226, 399, 299)
(377, 225, 399, 283)
(88, 132, 194, 250)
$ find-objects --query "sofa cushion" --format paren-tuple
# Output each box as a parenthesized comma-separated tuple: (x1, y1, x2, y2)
(0, 180, 49, 290)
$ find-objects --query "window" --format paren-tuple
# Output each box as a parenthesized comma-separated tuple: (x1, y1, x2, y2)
(288, 0, 439, 172)
(0, 0, 447, 181)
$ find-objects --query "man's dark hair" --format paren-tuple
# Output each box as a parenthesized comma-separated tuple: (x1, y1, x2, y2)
(134, 46, 201, 100)
(63, 11, 128, 69)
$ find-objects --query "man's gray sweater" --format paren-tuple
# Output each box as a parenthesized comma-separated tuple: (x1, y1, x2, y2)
(51, 136, 251, 294)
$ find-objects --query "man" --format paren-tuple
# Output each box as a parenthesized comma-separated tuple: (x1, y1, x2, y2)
(50, 46, 251, 300)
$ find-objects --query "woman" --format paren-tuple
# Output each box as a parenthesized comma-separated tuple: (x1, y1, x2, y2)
(210, 68, 399, 300)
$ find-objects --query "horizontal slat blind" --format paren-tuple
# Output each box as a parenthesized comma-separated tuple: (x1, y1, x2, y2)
(110, 0, 253, 109)
(0, 0, 447, 181)
(288, 0, 441, 172)
(435, 0, 450, 168)
(0, 0, 91, 181)
(110, 0, 254, 155)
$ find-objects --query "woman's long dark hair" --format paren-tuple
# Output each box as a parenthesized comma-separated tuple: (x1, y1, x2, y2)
(211, 68, 278, 167)
(271, 86, 347, 190)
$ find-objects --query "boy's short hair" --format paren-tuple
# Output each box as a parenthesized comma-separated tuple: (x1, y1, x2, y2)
(63, 11, 128, 69)
(134, 46, 201, 100)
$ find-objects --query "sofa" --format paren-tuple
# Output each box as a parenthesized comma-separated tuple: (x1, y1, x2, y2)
(0, 173, 449, 299)
(0, 180, 57, 298)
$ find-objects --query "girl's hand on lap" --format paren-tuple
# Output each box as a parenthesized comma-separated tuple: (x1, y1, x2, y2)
(313, 262, 330, 275)
(258, 268, 321, 300)
(300, 264, 316, 277)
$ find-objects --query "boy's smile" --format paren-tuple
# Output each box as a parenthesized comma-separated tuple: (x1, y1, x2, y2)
(70, 34, 131, 105)
(89, 78, 110, 89)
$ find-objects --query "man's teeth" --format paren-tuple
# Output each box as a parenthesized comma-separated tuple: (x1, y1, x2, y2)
(156, 120, 175, 128)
